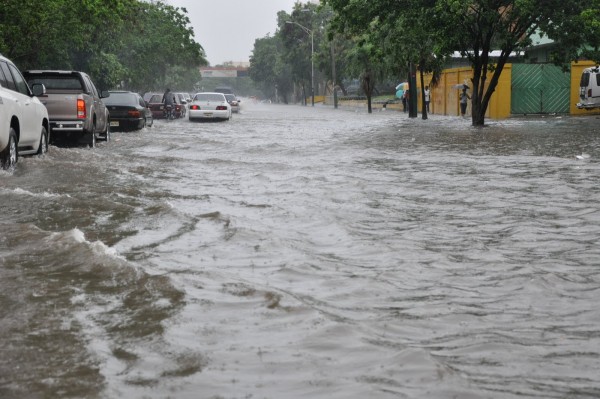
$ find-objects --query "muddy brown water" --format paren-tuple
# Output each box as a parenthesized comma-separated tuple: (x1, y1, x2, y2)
(1, 104, 600, 398)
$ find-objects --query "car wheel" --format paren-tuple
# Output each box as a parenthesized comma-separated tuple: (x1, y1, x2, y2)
(36, 126, 48, 155)
(100, 121, 110, 142)
(87, 124, 96, 148)
(1, 128, 18, 170)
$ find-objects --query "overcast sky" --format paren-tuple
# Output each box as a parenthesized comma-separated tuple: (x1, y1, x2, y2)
(165, 0, 304, 65)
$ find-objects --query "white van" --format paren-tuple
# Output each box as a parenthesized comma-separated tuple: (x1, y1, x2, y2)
(577, 65, 600, 110)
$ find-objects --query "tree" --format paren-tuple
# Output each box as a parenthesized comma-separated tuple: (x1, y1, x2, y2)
(325, 0, 419, 114)
(0, 0, 207, 92)
(326, 0, 590, 126)
(117, 1, 207, 91)
(345, 34, 386, 114)
(280, 5, 316, 105)
(580, 0, 600, 62)
(432, 0, 589, 125)
(249, 34, 293, 102)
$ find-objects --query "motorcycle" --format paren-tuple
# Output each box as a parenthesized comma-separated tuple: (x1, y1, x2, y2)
(163, 104, 175, 120)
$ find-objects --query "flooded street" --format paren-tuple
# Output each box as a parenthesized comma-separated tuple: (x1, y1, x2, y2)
(1, 103, 600, 398)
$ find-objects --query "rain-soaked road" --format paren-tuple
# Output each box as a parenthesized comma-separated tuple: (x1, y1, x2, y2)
(1, 102, 600, 398)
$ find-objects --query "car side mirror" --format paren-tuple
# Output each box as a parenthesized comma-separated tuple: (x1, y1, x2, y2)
(31, 83, 46, 97)
(100, 90, 110, 98)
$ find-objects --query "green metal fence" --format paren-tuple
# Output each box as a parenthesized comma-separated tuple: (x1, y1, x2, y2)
(511, 64, 570, 114)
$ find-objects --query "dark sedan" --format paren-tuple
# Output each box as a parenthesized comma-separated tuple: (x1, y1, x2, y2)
(105, 91, 153, 131)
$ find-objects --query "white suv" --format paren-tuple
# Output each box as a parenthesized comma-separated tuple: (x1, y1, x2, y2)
(0, 53, 49, 170)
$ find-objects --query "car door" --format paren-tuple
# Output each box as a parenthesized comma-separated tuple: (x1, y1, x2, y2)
(84, 75, 107, 133)
(1, 61, 38, 148)
(138, 95, 152, 124)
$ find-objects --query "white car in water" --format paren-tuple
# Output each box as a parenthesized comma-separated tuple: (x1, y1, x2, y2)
(188, 92, 231, 121)
(0, 53, 49, 170)
(224, 93, 240, 113)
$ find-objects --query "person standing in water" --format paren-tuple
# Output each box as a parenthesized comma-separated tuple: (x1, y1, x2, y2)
(459, 87, 470, 118)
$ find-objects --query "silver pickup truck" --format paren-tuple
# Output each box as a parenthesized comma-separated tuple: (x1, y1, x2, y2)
(23, 70, 110, 147)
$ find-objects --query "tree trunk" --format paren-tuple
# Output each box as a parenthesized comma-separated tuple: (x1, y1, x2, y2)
(469, 45, 512, 126)
(361, 70, 375, 114)
(301, 84, 307, 106)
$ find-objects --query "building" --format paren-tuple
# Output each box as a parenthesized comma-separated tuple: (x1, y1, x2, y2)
(200, 65, 249, 79)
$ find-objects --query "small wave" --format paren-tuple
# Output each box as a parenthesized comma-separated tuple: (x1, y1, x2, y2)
(48, 228, 126, 261)
(0, 187, 71, 198)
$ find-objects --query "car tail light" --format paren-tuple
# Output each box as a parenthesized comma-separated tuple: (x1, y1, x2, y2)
(191, 105, 200, 110)
(77, 99, 86, 119)
(216, 105, 227, 110)
(128, 110, 141, 117)
(588, 89, 592, 98)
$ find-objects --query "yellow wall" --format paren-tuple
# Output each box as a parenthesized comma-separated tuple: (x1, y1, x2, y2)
(570, 61, 600, 116)
(418, 65, 512, 119)
(340, 61, 597, 118)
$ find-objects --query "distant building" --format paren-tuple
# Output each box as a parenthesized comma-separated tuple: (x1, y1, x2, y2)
(200, 63, 249, 78)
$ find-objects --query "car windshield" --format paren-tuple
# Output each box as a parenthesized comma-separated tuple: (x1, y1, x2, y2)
(26, 76, 82, 90)
(194, 93, 225, 102)
(104, 92, 136, 106)
(225, 94, 236, 101)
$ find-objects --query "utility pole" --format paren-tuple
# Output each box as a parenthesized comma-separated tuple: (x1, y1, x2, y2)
(331, 39, 338, 109)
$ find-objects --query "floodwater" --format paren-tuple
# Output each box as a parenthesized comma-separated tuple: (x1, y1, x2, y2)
(1, 103, 600, 399)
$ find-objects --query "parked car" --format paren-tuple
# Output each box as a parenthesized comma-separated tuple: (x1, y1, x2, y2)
(224, 94, 240, 113)
(0, 53, 50, 170)
(577, 66, 600, 110)
(188, 92, 232, 121)
(104, 91, 153, 131)
(24, 70, 110, 147)
(144, 92, 185, 119)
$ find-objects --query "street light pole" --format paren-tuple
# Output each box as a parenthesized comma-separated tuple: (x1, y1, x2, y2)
(331, 39, 337, 109)
(286, 20, 314, 107)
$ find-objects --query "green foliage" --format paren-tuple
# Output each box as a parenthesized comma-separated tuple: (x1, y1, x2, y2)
(0, 0, 207, 92)
(249, 33, 295, 101)
(579, 0, 600, 62)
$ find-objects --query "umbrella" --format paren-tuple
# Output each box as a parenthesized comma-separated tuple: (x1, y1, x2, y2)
(452, 83, 470, 90)
(396, 82, 409, 98)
